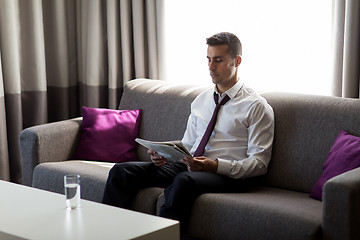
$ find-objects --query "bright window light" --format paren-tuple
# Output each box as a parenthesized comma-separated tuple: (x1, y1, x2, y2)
(162, 0, 332, 95)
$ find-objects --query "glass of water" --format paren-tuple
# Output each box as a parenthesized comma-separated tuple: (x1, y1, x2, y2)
(64, 174, 81, 209)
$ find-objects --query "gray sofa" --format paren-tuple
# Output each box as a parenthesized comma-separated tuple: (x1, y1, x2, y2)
(20, 78, 360, 240)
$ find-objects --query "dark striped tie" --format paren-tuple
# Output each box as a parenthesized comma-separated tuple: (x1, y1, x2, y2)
(193, 93, 230, 157)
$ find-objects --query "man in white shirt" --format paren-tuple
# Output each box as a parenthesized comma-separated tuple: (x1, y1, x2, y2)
(103, 32, 274, 231)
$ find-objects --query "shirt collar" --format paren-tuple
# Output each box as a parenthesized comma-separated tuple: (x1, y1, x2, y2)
(213, 80, 243, 99)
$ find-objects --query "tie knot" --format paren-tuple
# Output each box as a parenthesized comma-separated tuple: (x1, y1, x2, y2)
(214, 93, 230, 106)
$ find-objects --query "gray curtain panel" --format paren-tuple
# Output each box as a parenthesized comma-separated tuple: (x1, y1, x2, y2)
(0, 0, 162, 183)
(331, 0, 360, 98)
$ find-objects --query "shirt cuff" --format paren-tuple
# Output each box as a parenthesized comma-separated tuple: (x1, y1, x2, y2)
(216, 158, 232, 176)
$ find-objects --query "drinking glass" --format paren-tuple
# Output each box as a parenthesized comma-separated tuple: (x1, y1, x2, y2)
(64, 174, 81, 209)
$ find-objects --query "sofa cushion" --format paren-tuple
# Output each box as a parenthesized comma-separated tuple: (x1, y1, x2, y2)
(310, 130, 360, 200)
(33, 160, 163, 215)
(186, 187, 322, 240)
(32, 160, 114, 203)
(130, 187, 164, 215)
(73, 107, 142, 163)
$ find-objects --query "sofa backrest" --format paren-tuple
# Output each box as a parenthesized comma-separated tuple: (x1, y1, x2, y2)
(118, 79, 210, 162)
(261, 92, 360, 193)
(119, 79, 360, 194)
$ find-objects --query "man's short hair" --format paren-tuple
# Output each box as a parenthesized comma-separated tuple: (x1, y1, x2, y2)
(206, 32, 242, 58)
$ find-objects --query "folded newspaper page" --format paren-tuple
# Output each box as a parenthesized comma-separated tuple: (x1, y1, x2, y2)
(135, 138, 192, 162)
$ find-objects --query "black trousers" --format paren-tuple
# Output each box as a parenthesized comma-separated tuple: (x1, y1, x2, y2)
(102, 161, 248, 228)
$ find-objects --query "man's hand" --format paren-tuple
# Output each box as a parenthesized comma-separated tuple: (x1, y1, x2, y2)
(181, 156, 218, 173)
(147, 150, 167, 167)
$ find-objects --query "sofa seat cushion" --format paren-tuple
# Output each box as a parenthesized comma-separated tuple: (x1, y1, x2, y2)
(33, 160, 164, 214)
(32, 160, 115, 203)
(186, 186, 322, 240)
(130, 187, 164, 215)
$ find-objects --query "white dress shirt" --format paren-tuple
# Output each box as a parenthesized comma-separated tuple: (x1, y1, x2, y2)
(181, 81, 275, 179)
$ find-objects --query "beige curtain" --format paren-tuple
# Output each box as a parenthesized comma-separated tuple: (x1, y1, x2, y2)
(331, 0, 360, 98)
(0, 0, 163, 183)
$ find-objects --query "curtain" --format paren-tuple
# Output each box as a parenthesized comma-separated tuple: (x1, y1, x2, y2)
(331, 0, 360, 98)
(0, 0, 162, 183)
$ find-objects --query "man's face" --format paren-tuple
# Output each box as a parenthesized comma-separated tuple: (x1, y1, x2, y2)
(207, 45, 240, 89)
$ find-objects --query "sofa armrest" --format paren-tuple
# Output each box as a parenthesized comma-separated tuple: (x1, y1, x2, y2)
(19, 118, 82, 186)
(322, 167, 360, 240)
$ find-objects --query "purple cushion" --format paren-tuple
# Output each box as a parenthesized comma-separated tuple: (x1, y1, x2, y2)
(73, 107, 142, 163)
(309, 130, 360, 200)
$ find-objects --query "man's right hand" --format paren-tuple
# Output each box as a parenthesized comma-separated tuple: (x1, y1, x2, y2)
(147, 149, 167, 167)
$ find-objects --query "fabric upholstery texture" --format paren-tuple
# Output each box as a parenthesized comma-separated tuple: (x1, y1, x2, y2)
(73, 107, 142, 163)
(322, 167, 360, 239)
(310, 130, 360, 200)
(187, 187, 322, 240)
(32, 160, 114, 202)
(130, 187, 164, 215)
(260, 92, 360, 193)
(20, 118, 82, 186)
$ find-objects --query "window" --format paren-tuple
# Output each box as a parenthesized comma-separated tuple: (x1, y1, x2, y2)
(162, 0, 332, 95)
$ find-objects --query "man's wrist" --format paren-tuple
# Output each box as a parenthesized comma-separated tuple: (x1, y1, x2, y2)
(211, 158, 219, 173)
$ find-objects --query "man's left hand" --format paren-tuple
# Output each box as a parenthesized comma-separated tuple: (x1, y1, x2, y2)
(181, 156, 218, 173)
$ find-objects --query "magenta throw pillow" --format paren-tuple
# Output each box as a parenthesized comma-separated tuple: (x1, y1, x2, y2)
(309, 130, 360, 201)
(73, 107, 142, 163)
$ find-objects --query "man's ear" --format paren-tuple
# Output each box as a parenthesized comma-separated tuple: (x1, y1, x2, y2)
(235, 55, 242, 67)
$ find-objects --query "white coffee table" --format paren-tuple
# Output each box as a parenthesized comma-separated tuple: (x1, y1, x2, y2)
(0, 180, 179, 240)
